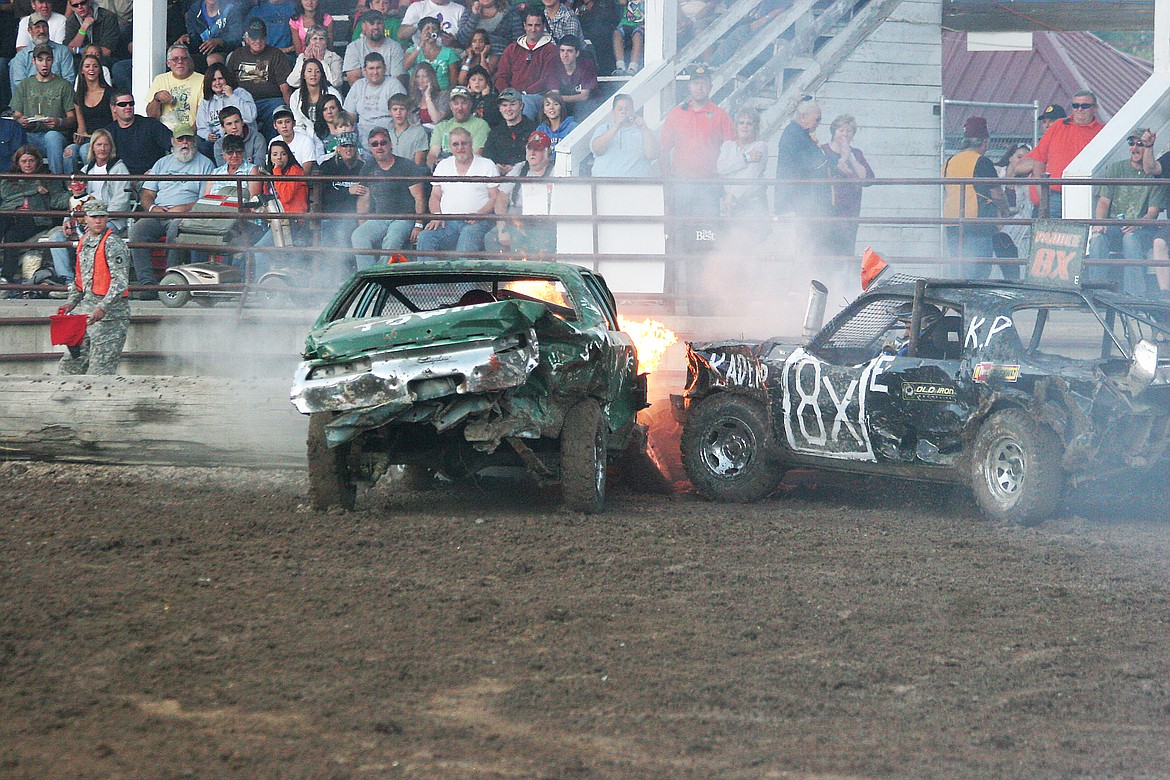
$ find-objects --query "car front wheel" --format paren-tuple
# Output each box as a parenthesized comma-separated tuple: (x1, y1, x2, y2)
(681, 394, 782, 502)
(561, 399, 607, 513)
(308, 412, 355, 511)
(970, 408, 1062, 525)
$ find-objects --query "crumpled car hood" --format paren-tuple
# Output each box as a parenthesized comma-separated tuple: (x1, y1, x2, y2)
(304, 299, 550, 361)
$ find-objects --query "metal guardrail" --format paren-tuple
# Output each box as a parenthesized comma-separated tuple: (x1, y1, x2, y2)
(4, 170, 1170, 302)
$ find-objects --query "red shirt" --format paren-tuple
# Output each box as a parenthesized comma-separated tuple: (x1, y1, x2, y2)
(660, 100, 735, 178)
(1026, 118, 1104, 192)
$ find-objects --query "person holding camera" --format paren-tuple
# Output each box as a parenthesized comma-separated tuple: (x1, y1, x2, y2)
(403, 16, 460, 89)
(589, 93, 657, 177)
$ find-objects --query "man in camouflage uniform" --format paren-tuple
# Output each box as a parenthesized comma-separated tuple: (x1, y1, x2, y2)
(58, 199, 131, 375)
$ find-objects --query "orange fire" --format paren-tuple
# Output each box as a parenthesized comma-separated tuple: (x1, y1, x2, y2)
(502, 279, 570, 307)
(619, 316, 677, 373)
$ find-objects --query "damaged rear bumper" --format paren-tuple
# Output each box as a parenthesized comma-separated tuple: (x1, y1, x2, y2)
(290, 330, 540, 416)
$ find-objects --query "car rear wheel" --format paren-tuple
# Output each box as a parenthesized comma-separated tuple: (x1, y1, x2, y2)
(681, 394, 782, 502)
(308, 412, 355, 511)
(970, 408, 1062, 525)
(561, 399, 607, 513)
(159, 272, 190, 308)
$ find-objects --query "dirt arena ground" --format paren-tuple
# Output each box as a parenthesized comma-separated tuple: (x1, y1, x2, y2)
(3, 459, 1170, 779)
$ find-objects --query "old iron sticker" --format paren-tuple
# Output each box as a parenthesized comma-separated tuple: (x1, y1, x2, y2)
(901, 381, 957, 402)
(972, 362, 1020, 383)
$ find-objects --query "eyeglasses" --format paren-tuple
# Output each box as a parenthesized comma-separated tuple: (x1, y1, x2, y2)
(1071, 102, 1094, 109)
(169, 56, 191, 62)
(223, 149, 244, 155)
(1128, 138, 1146, 147)
(115, 100, 134, 107)
(368, 139, 388, 147)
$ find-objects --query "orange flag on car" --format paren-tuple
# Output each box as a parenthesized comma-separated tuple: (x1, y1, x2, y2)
(861, 247, 888, 291)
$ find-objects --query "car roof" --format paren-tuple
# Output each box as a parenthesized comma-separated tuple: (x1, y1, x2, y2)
(351, 259, 584, 281)
(865, 277, 1170, 312)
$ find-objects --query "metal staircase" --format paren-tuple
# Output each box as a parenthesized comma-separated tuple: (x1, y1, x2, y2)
(555, 0, 906, 174)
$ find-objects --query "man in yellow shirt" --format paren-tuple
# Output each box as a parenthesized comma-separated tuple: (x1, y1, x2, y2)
(146, 44, 205, 131)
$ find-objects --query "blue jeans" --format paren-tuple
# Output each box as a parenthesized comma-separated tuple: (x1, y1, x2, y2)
(945, 225, 997, 280)
(111, 59, 133, 93)
(1089, 225, 1152, 296)
(27, 130, 67, 174)
(415, 219, 492, 261)
(254, 97, 287, 140)
(520, 93, 542, 121)
(351, 218, 414, 269)
(47, 228, 75, 283)
(63, 140, 90, 173)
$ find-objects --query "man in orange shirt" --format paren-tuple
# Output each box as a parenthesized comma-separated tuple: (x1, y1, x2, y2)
(659, 62, 734, 218)
(1026, 90, 1104, 217)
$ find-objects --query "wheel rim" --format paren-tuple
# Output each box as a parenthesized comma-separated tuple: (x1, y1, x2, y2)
(985, 434, 1026, 502)
(700, 416, 756, 476)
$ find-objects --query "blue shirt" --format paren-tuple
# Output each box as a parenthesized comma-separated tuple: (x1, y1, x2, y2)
(246, 1, 296, 49)
(590, 122, 651, 177)
(144, 152, 216, 207)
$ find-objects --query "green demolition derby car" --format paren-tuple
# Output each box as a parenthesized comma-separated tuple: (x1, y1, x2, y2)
(290, 260, 650, 512)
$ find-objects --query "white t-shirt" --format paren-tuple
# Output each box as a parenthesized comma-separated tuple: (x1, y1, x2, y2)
(434, 154, 498, 215)
(402, 0, 464, 44)
(271, 129, 325, 166)
(17, 13, 67, 48)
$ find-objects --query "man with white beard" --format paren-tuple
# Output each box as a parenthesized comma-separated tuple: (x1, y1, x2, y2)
(128, 124, 215, 298)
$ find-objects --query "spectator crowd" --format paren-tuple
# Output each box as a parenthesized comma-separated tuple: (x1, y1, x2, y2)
(0, 0, 1162, 301)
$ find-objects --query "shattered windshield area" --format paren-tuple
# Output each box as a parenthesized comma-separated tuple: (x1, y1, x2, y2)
(1012, 300, 1170, 361)
(331, 275, 578, 322)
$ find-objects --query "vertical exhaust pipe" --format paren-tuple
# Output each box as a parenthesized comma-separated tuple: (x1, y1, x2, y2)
(802, 280, 828, 341)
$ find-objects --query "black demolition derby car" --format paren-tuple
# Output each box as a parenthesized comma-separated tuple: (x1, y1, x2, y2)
(674, 275, 1170, 524)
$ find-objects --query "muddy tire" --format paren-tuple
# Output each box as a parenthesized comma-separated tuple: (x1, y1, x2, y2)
(561, 399, 607, 513)
(970, 408, 1062, 526)
(159, 272, 190, 308)
(308, 412, 355, 511)
(681, 394, 782, 502)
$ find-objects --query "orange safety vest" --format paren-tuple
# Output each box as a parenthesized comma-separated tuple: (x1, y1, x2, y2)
(74, 230, 129, 298)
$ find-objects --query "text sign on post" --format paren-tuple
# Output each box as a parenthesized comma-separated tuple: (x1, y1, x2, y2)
(1025, 219, 1088, 288)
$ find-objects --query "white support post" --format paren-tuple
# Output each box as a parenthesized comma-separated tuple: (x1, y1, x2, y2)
(132, 0, 167, 106)
(643, 0, 677, 125)
(1157, 0, 1170, 74)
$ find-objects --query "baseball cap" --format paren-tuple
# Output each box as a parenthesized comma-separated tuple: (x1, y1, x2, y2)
(172, 123, 196, 139)
(83, 199, 109, 217)
(526, 130, 551, 150)
(32, 42, 53, 58)
(272, 106, 294, 122)
(245, 19, 268, 38)
(449, 85, 471, 100)
(336, 131, 359, 147)
(963, 116, 989, 139)
(1039, 103, 1066, 121)
(684, 62, 713, 80)
(498, 87, 522, 103)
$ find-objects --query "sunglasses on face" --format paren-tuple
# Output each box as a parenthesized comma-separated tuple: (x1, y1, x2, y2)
(1071, 102, 1094, 109)
(115, 100, 134, 107)
(368, 139, 388, 147)
(1128, 138, 1146, 147)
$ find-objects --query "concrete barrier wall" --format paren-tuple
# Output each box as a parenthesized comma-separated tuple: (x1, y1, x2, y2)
(0, 376, 307, 469)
